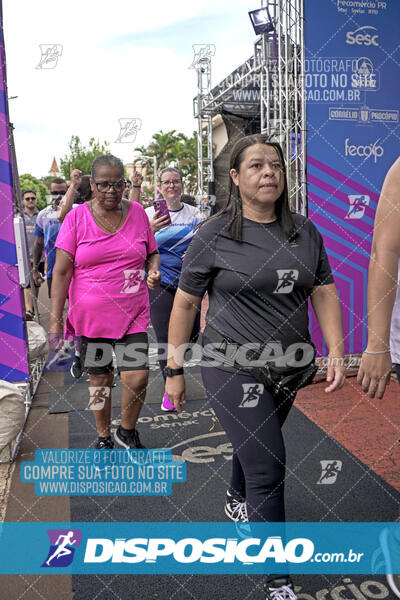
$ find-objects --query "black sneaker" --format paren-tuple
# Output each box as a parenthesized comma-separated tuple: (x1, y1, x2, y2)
(265, 578, 297, 600)
(95, 436, 114, 449)
(70, 355, 83, 379)
(114, 426, 146, 449)
(224, 490, 248, 522)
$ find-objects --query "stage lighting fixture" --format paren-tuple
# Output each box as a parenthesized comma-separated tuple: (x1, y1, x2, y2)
(248, 6, 275, 35)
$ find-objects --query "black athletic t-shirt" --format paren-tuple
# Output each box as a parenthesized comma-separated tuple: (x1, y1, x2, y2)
(178, 213, 334, 350)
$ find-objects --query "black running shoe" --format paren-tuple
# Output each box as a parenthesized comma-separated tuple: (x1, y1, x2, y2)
(70, 355, 83, 379)
(265, 578, 297, 600)
(114, 426, 146, 449)
(95, 436, 114, 449)
(224, 490, 248, 522)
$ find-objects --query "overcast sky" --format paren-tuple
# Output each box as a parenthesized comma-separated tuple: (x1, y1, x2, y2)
(3, 0, 257, 178)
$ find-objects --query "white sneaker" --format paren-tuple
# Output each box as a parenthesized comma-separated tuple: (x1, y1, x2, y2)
(224, 490, 248, 522)
(265, 579, 297, 600)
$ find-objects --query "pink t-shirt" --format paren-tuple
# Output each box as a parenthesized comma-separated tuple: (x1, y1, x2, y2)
(56, 201, 157, 339)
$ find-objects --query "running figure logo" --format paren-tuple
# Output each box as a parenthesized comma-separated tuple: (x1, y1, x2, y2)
(115, 118, 142, 143)
(121, 269, 145, 294)
(36, 44, 63, 69)
(345, 195, 370, 219)
(239, 383, 264, 408)
(87, 387, 110, 411)
(274, 269, 299, 294)
(189, 44, 216, 69)
(317, 460, 343, 484)
(42, 529, 82, 567)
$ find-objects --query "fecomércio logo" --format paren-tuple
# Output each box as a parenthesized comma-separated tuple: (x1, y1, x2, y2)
(42, 529, 82, 568)
(345, 26, 379, 47)
(345, 195, 370, 219)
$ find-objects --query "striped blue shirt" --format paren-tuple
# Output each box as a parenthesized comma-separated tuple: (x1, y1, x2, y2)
(145, 203, 204, 287)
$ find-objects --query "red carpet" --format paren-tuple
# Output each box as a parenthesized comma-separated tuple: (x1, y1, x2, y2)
(295, 378, 400, 492)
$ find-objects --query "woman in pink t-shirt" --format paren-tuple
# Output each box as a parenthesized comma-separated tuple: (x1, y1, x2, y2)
(49, 155, 161, 450)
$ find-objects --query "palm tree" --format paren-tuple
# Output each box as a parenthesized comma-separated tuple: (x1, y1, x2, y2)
(134, 130, 198, 196)
(148, 130, 184, 167)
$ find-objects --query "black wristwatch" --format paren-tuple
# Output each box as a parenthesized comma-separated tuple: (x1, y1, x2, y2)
(164, 366, 184, 378)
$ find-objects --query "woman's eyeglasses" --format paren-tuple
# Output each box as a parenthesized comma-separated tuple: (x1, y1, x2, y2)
(93, 179, 126, 193)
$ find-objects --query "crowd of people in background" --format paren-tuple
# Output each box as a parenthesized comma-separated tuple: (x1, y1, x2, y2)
(18, 139, 400, 600)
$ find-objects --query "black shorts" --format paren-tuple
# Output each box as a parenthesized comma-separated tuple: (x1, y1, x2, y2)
(80, 332, 149, 375)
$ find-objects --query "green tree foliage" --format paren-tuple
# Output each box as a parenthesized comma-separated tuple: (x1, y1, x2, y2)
(148, 130, 184, 166)
(59, 135, 110, 178)
(134, 130, 197, 199)
(18, 174, 49, 211)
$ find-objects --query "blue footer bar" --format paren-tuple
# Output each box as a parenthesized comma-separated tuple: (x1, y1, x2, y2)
(0, 522, 399, 574)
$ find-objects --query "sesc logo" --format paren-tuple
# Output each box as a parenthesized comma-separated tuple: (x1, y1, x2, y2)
(344, 138, 383, 163)
(346, 26, 379, 47)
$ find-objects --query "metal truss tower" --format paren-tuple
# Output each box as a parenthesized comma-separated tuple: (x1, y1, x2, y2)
(193, 52, 214, 203)
(193, 1, 306, 213)
(257, 0, 306, 214)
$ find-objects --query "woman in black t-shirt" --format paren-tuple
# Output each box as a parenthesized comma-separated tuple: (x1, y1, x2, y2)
(164, 135, 345, 600)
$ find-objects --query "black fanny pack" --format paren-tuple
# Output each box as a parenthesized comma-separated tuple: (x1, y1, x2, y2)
(203, 325, 318, 401)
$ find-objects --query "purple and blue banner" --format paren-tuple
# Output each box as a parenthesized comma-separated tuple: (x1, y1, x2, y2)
(305, 0, 400, 354)
(0, 12, 29, 381)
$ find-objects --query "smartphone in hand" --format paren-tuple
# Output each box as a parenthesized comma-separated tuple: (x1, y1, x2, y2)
(153, 199, 171, 225)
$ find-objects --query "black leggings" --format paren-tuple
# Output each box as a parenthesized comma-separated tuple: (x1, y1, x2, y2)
(201, 365, 295, 522)
(149, 284, 201, 379)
